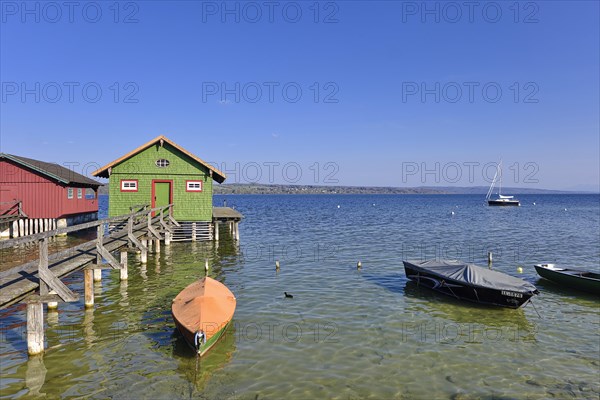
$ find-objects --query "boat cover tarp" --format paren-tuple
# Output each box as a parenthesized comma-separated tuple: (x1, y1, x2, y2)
(404, 260, 537, 293)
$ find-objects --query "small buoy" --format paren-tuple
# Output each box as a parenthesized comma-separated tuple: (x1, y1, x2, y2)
(284, 292, 293, 299)
(204, 260, 209, 272)
(357, 261, 362, 269)
(564, 208, 567, 211)
(533, 202, 536, 206)
(337, 205, 340, 209)
(451, 211, 455, 215)
(372, 203, 376, 206)
(517, 266, 523, 273)
(275, 260, 280, 270)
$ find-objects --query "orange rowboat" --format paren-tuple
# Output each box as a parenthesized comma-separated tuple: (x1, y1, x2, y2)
(171, 277, 236, 356)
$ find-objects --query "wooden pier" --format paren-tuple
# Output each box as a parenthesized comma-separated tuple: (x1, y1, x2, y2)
(0, 204, 243, 356)
(0, 204, 177, 355)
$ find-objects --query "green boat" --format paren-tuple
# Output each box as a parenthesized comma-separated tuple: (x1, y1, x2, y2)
(534, 264, 600, 294)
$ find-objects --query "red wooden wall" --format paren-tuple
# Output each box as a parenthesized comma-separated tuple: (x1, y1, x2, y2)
(0, 160, 98, 218)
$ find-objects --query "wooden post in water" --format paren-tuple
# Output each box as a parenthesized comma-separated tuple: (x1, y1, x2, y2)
(47, 290, 58, 310)
(192, 223, 197, 242)
(165, 231, 171, 246)
(27, 301, 44, 355)
(214, 221, 219, 241)
(120, 250, 128, 280)
(487, 251, 493, 268)
(84, 269, 94, 308)
(234, 222, 240, 241)
(154, 238, 161, 253)
(93, 269, 102, 282)
(94, 225, 103, 282)
(141, 239, 148, 263)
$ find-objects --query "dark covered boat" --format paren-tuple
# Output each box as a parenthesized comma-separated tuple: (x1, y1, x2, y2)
(534, 264, 600, 294)
(403, 260, 539, 308)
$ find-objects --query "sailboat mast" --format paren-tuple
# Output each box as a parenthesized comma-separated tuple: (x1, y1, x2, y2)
(486, 163, 499, 200)
(498, 161, 502, 196)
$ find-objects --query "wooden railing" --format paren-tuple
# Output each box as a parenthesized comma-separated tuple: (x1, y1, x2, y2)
(0, 204, 172, 250)
(0, 200, 27, 221)
(0, 204, 174, 306)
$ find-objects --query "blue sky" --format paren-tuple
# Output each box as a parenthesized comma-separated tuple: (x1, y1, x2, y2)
(1, 1, 599, 191)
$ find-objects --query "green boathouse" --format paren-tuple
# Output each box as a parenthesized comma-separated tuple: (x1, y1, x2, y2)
(92, 135, 241, 241)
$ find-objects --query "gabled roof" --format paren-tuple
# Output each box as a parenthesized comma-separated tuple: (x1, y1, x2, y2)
(91, 135, 226, 183)
(0, 153, 103, 187)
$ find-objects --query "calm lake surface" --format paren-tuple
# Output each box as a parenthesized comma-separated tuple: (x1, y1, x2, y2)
(1, 194, 599, 399)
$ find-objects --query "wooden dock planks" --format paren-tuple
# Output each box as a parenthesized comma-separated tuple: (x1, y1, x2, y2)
(0, 220, 152, 309)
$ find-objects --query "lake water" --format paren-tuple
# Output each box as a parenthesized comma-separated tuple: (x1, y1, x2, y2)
(1, 194, 599, 399)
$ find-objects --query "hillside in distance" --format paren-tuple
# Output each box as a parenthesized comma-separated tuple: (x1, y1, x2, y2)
(97, 183, 592, 196)
(212, 183, 584, 195)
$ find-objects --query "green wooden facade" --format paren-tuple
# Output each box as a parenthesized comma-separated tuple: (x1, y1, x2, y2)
(93, 136, 225, 222)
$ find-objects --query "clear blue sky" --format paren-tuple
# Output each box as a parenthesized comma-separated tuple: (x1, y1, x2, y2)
(1, 1, 598, 191)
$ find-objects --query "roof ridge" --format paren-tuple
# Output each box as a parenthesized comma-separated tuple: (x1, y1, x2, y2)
(0, 153, 103, 186)
(91, 135, 227, 183)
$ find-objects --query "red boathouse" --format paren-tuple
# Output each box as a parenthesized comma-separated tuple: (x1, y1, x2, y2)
(0, 153, 102, 238)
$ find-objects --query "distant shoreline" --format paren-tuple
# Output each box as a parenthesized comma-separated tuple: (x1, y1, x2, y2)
(211, 184, 597, 195)
(98, 184, 597, 196)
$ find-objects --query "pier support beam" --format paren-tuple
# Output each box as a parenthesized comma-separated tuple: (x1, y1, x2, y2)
(120, 250, 128, 280)
(192, 223, 197, 242)
(93, 269, 102, 282)
(154, 239, 161, 253)
(214, 222, 219, 241)
(141, 240, 148, 263)
(84, 269, 94, 308)
(47, 290, 58, 310)
(27, 302, 44, 355)
(165, 231, 171, 246)
(234, 222, 240, 241)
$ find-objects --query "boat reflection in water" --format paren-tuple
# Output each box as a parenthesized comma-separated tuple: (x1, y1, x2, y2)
(403, 280, 538, 344)
(172, 324, 236, 390)
(363, 272, 537, 344)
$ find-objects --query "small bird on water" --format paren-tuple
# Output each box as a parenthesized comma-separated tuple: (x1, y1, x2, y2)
(284, 292, 293, 299)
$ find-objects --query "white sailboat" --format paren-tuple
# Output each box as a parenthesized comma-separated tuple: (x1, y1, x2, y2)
(486, 161, 520, 206)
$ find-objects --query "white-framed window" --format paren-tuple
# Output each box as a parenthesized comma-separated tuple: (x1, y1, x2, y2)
(77, 188, 83, 199)
(67, 187, 74, 199)
(186, 180, 202, 192)
(121, 180, 138, 192)
(156, 159, 170, 168)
